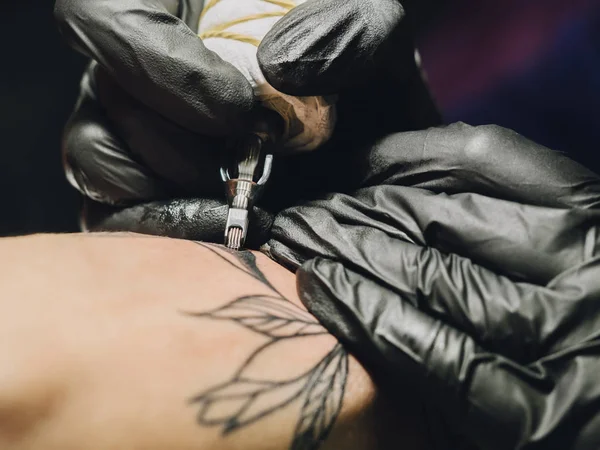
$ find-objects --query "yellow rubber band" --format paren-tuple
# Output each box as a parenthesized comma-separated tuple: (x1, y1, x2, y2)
(262, 0, 296, 10)
(198, 0, 297, 44)
(199, 11, 287, 37)
(199, 0, 222, 21)
(197, 30, 262, 47)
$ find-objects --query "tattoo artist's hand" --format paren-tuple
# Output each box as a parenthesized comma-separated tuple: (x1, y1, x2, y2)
(54, 0, 260, 217)
(55, 0, 439, 244)
(257, 0, 411, 95)
(267, 123, 600, 449)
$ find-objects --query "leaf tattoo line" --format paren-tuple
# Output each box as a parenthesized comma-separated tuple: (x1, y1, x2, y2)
(191, 366, 310, 433)
(188, 244, 350, 450)
(292, 345, 348, 450)
(191, 344, 344, 436)
(187, 295, 328, 339)
(194, 242, 281, 295)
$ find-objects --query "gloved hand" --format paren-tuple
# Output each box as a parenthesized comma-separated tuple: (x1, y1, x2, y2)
(55, 0, 260, 208)
(257, 0, 409, 95)
(56, 0, 440, 244)
(267, 123, 600, 449)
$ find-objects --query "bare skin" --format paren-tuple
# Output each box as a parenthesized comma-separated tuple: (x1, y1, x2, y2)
(0, 233, 430, 450)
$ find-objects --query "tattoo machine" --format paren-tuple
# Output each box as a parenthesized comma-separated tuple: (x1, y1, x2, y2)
(198, 0, 338, 250)
(220, 132, 273, 250)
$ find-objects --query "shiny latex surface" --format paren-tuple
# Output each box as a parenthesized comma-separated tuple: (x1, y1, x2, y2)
(57, 0, 440, 235)
(267, 123, 600, 449)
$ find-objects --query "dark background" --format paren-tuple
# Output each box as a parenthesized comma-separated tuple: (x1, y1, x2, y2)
(2, 1, 85, 235)
(1, 0, 599, 236)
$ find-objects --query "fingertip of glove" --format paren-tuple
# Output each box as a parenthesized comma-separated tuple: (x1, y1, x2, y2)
(195, 60, 256, 134)
(257, 38, 330, 96)
(227, 70, 256, 112)
(298, 259, 334, 305)
(256, 48, 301, 95)
(297, 259, 354, 318)
(297, 258, 359, 338)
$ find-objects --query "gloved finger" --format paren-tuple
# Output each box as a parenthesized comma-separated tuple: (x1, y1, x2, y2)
(361, 186, 600, 283)
(362, 122, 600, 209)
(63, 66, 167, 205)
(93, 66, 226, 198)
(54, 0, 255, 135)
(257, 0, 405, 95)
(269, 185, 600, 284)
(298, 259, 600, 450)
(297, 245, 548, 365)
(300, 246, 600, 360)
(461, 341, 600, 450)
(82, 197, 275, 248)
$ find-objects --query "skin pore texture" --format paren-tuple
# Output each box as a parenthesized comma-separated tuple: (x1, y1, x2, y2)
(0, 233, 429, 450)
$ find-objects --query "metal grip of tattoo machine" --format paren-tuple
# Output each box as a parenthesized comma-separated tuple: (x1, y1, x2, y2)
(220, 131, 273, 250)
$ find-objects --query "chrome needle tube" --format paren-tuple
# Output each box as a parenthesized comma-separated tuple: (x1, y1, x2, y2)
(220, 133, 273, 250)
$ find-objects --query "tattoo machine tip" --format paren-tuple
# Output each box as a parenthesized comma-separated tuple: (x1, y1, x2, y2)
(221, 133, 273, 251)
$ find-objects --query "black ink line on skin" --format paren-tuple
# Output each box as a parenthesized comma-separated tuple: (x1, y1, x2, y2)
(194, 242, 281, 295)
(186, 241, 349, 450)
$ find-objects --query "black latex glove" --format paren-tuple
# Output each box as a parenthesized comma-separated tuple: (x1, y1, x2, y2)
(81, 197, 275, 248)
(257, 0, 410, 95)
(55, 0, 260, 207)
(56, 0, 441, 244)
(267, 123, 600, 449)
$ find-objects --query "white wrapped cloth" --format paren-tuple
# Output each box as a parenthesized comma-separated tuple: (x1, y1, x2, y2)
(198, 0, 337, 152)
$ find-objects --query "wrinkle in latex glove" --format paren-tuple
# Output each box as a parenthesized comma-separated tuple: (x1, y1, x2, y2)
(269, 185, 600, 283)
(362, 123, 600, 209)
